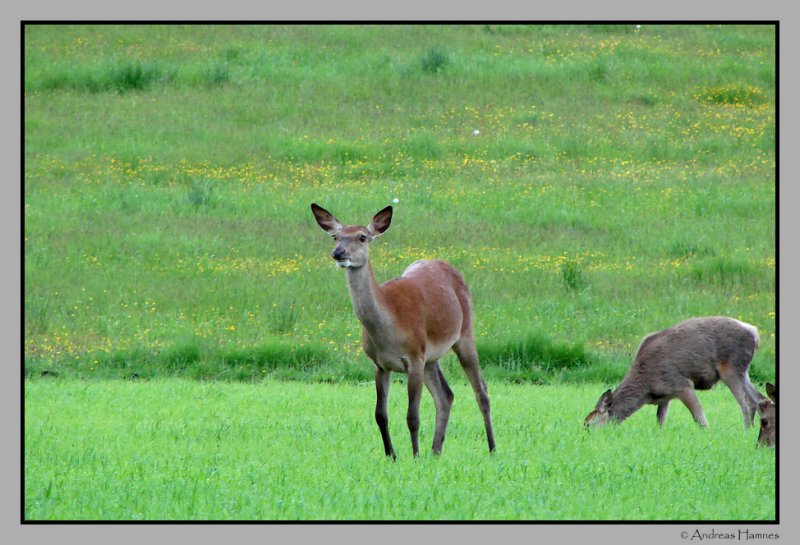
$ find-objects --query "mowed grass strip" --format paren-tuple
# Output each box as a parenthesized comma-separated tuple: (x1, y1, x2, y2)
(24, 379, 775, 521)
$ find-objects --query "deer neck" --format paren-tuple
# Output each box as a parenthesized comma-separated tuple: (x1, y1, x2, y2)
(610, 380, 649, 422)
(344, 262, 392, 334)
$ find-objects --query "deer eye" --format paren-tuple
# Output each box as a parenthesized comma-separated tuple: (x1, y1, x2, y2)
(359, 234, 367, 242)
(761, 418, 769, 427)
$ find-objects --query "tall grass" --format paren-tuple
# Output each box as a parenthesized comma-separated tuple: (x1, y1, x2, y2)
(28, 59, 169, 93)
(23, 24, 775, 384)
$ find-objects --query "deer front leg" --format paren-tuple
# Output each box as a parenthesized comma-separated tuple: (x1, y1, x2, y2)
(657, 401, 670, 426)
(406, 361, 424, 458)
(677, 387, 709, 427)
(375, 367, 396, 460)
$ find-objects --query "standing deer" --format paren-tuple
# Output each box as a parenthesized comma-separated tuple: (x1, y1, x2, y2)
(757, 382, 776, 447)
(585, 316, 765, 429)
(311, 203, 495, 458)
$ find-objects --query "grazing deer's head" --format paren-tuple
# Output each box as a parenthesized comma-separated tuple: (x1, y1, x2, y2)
(311, 203, 392, 269)
(757, 382, 776, 447)
(585, 389, 614, 427)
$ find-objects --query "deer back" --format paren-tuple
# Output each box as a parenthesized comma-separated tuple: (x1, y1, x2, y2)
(376, 259, 471, 360)
(631, 317, 759, 393)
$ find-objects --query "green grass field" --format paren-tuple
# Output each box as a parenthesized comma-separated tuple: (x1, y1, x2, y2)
(25, 379, 775, 521)
(23, 23, 776, 521)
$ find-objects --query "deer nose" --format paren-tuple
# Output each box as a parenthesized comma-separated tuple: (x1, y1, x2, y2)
(332, 247, 346, 260)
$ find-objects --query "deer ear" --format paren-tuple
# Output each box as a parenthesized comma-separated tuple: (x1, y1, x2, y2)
(311, 203, 343, 235)
(368, 205, 393, 237)
(596, 389, 613, 412)
(766, 383, 776, 403)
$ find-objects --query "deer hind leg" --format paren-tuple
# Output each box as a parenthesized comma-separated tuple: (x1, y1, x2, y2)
(424, 360, 454, 455)
(676, 386, 709, 427)
(742, 372, 767, 407)
(657, 401, 670, 426)
(375, 367, 396, 459)
(718, 360, 762, 428)
(453, 337, 496, 452)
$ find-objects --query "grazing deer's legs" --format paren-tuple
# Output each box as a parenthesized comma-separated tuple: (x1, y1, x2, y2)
(453, 338, 496, 452)
(719, 368, 760, 428)
(676, 387, 708, 427)
(656, 401, 670, 426)
(375, 367, 396, 459)
(406, 362, 424, 458)
(424, 360, 455, 455)
(743, 373, 767, 407)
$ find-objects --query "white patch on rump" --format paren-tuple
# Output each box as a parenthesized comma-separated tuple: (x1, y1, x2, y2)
(731, 318, 760, 349)
(401, 260, 428, 277)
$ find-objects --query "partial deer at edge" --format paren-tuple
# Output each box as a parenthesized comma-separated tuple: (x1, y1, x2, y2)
(585, 316, 766, 429)
(311, 203, 495, 458)
(757, 382, 776, 447)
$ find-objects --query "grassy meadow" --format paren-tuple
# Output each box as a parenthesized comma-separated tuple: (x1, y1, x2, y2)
(23, 24, 776, 521)
(25, 379, 776, 521)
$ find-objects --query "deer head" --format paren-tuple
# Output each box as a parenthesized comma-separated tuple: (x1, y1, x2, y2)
(585, 389, 614, 427)
(311, 203, 392, 269)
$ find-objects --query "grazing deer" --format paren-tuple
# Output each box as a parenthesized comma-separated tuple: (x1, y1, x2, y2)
(585, 316, 765, 428)
(311, 203, 495, 458)
(757, 382, 776, 447)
